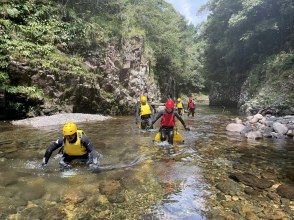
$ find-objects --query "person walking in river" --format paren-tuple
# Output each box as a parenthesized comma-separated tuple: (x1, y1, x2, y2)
(176, 98, 184, 116)
(135, 95, 154, 130)
(41, 122, 101, 170)
(149, 99, 190, 145)
(187, 97, 196, 117)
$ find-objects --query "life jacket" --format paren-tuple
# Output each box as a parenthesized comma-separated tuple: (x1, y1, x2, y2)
(63, 130, 87, 156)
(140, 103, 152, 116)
(176, 101, 183, 109)
(161, 111, 176, 127)
(188, 101, 195, 109)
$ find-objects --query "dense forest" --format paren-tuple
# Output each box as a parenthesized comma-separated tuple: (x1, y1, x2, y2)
(0, 0, 293, 119)
(202, 0, 293, 115)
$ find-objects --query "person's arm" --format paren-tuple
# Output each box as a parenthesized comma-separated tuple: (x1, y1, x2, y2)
(42, 138, 63, 165)
(150, 104, 155, 115)
(150, 110, 164, 126)
(81, 136, 100, 165)
(175, 112, 189, 130)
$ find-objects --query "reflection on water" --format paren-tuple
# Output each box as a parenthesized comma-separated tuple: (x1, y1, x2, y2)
(0, 104, 293, 219)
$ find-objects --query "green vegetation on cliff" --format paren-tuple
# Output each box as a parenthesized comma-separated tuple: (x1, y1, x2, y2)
(0, 0, 204, 119)
(201, 0, 294, 113)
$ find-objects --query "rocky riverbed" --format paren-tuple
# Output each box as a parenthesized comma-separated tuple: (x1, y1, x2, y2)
(199, 113, 294, 219)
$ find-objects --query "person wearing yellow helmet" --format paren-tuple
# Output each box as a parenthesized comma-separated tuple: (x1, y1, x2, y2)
(135, 95, 154, 130)
(176, 98, 184, 115)
(41, 122, 101, 170)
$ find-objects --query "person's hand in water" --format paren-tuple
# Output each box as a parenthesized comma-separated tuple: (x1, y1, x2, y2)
(41, 162, 47, 169)
(89, 163, 99, 169)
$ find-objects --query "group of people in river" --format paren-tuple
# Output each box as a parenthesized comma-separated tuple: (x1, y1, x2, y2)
(41, 95, 195, 170)
(135, 95, 195, 143)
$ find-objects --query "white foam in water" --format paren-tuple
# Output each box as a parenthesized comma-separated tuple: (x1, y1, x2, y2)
(25, 161, 41, 169)
(61, 169, 78, 178)
(155, 141, 171, 147)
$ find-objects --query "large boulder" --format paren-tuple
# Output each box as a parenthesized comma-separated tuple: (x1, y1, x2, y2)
(273, 122, 288, 135)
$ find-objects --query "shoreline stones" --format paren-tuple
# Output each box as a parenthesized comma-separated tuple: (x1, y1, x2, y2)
(226, 114, 294, 140)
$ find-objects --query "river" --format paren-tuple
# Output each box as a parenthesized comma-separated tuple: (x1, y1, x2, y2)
(0, 104, 293, 219)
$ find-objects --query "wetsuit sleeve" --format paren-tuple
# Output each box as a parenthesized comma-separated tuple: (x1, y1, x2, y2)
(175, 112, 187, 128)
(151, 110, 164, 125)
(43, 137, 63, 164)
(150, 105, 155, 115)
(81, 136, 99, 164)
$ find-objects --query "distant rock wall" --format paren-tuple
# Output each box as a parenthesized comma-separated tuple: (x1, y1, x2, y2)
(4, 36, 161, 119)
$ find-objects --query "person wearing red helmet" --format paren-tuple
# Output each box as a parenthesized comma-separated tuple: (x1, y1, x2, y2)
(149, 99, 190, 145)
(187, 96, 196, 117)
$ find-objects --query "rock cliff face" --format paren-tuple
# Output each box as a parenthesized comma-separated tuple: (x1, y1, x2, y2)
(4, 36, 161, 118)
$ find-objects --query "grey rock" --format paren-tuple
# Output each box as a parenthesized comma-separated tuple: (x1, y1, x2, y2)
(273, 122, 288, 135)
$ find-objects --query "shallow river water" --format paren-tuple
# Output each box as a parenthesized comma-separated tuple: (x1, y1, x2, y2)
(0, 104, 293, 219)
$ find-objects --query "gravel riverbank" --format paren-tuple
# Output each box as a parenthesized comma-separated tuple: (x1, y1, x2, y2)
(11, 113, 112, 128)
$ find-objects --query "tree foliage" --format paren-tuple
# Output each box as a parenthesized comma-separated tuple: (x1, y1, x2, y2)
(201, 0, 294, 106)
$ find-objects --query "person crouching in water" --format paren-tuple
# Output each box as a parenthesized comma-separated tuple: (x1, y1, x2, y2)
(176, 98, 184, 116)
(149, 99, 190, 145)
(135, 95, 154, 130)
(41, 122, 100, 170)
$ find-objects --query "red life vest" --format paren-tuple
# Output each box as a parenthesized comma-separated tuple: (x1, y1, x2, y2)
(188, 101, 195, 109)
(161, 112, 175, 127)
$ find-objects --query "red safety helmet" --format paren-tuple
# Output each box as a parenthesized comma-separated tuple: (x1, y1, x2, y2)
(165, 99, 174, 109)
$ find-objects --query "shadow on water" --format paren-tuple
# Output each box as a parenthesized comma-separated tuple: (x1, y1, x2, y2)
(0, 104, 293, 219)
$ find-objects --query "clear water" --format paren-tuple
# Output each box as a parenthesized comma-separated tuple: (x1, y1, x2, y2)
(0, 104, 292, 219)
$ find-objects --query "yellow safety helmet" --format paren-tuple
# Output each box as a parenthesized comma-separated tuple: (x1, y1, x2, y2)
(140, 95, 147, 104)
(63, 122, 77, 136)
(177, 98, 181, 101)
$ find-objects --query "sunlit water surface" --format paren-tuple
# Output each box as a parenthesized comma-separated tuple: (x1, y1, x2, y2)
(0, 105, 292, 219)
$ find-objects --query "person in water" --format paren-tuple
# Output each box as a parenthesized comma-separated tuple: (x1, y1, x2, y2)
(187, 96, 196, 117)
(135, 95, 154, 129)
(149, 99, 190, 145)
(41, 122, 100, 169)
(176, 98, 184, 116)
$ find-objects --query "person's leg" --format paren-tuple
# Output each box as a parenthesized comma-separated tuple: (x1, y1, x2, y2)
(147, 116, 153, 129)
(167, 128, 174, 145)
(160, 127, 167, 141)
(178, 108, 182, 116)
(192, 109, 195, 117)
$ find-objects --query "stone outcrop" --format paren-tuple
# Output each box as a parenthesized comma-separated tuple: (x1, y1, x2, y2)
(4, 37, 161, 119)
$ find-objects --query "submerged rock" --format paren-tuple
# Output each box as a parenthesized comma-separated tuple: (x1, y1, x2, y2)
(215, 179, 242, 196)
(226, 123, 245, 133)
(229, 173, 274, 189)
(276, 184, 294, 200)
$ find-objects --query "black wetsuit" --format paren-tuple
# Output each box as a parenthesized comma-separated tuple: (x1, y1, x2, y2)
(43, 135, 99, 167)
(151, 109, 187, 145)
